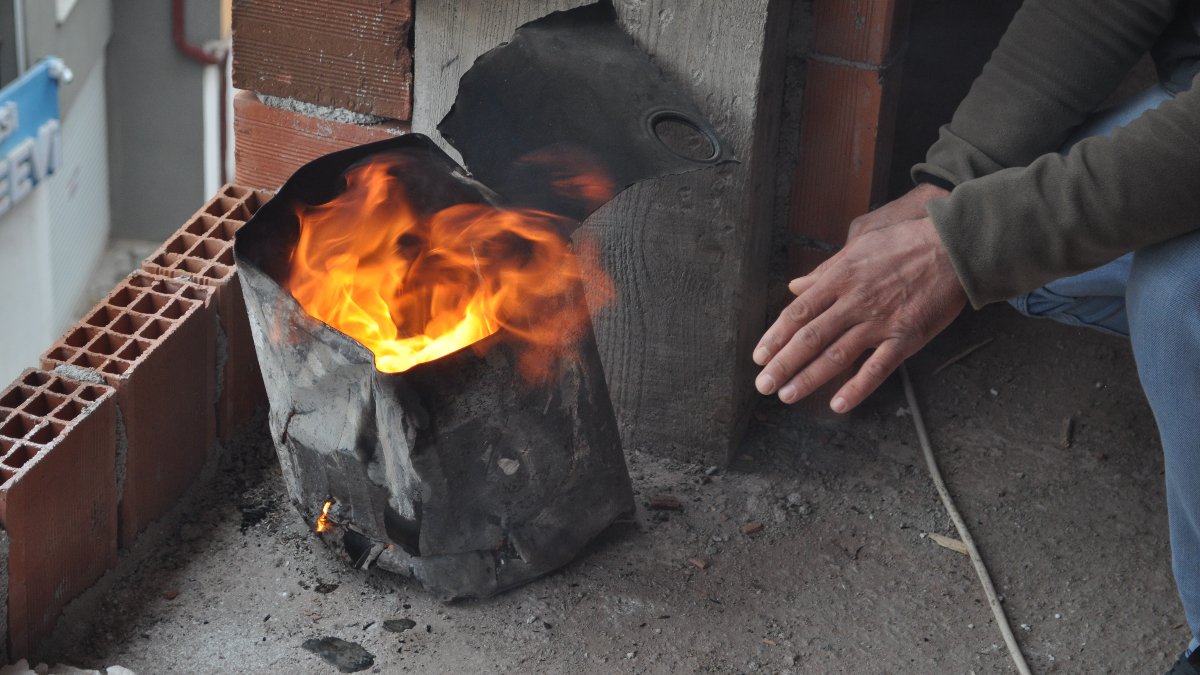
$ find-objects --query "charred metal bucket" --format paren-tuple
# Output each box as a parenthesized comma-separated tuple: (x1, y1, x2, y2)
(235, 136, 636, 599)
(234, 1, 736, 600)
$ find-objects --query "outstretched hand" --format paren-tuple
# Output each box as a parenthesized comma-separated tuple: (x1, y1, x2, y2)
(752, 216, 967, 412)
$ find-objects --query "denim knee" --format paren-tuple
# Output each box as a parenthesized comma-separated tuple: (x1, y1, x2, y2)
(1128, 231, 1200, 642)
(1128, 232, 1200, 333)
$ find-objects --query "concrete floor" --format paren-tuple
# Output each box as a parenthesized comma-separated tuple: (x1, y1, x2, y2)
(32, 302, 1183, 674)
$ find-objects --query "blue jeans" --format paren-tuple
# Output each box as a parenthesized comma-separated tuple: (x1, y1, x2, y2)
(1009, 85, 1200, 654)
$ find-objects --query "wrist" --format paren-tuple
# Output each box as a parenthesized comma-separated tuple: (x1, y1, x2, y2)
(913, 172, 955, 196)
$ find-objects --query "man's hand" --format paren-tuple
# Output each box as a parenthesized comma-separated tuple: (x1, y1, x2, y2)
(752, 216, 967, 412)
(846, 182, 950, 241)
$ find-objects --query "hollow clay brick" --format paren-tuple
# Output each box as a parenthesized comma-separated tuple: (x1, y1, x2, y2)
(233, 91, 410, 191)
(0, 369, 118, 658)
(142, 184, 273, 440)
(0, 529, 7, 665)
(232, 0, 414, 120)
(788, 60, 903, 260)
(811, 0, 912, 65)
(42, 277, 216, 549)
(789, 244, 835, 278)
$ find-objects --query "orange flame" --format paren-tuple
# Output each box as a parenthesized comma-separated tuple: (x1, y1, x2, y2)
(286, 150, 613, 380)
(315, 499, 333, 533)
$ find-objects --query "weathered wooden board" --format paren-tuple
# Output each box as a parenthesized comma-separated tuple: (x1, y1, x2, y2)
(414, 0, 789, 465)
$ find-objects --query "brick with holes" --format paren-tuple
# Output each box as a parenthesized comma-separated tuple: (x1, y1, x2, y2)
(143, 184, 274, 440)
(42, 276, 216, 548)
(0, 369, 118, 658)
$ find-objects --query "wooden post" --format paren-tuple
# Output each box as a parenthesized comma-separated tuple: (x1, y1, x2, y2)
(414, 0, 790, 466)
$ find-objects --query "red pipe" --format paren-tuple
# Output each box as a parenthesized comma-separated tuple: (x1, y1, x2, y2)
(172, 0, 221, 66)
(172, 0, 228, 185)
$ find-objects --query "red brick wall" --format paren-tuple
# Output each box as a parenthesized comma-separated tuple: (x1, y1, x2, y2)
(231, 0, 414, 190)
(789, 0, 911, 274)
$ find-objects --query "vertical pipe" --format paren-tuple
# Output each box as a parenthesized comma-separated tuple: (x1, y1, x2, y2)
(13, 0, 26, 74)
(173, 0, 228, 189)
(202, 61, 220, 196)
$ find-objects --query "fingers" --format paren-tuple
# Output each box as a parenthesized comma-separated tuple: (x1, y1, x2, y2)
(775, 324, 872, 404)
(755, 303, 850, 396)
(830, 339, 913, 413)
(752, 284, 832, 367)
(787, 274, 816, 297)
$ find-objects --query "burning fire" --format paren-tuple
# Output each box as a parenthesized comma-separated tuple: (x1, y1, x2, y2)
(286, 150, 613, 380)
(315, 499, 334, 533)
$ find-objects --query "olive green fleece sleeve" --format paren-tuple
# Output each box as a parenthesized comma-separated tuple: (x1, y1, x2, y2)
(912, 0, 1180, 188)
(930, 80, 1200, 307)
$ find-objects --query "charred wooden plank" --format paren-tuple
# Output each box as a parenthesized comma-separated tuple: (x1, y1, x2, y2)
(414, 0, 791, 465)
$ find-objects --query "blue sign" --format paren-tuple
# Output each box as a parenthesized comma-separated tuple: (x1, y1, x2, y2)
(0, 58, 65, 217)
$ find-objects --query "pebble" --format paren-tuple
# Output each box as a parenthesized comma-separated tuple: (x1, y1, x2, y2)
(382, 618, 417, 633)
(301, 637, 375, 673)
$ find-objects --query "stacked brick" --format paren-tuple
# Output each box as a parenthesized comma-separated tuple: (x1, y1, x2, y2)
(789, 0, 912, 274)
(231, 0, 414, 190)
(42, 276, 216, 549)
(0, 182, 274, 658)
(142, 184, 273, 441)
(0, 370, 118, 659)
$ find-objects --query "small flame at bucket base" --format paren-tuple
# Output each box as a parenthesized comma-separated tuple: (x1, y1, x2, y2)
(315, 499, 334, 533)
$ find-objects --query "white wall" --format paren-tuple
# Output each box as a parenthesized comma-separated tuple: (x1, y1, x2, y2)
(107, 0, 222, 240)
(47, 55, 110, 333)
(0, 184, 55, 385)
(0, 58, 111, 385)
